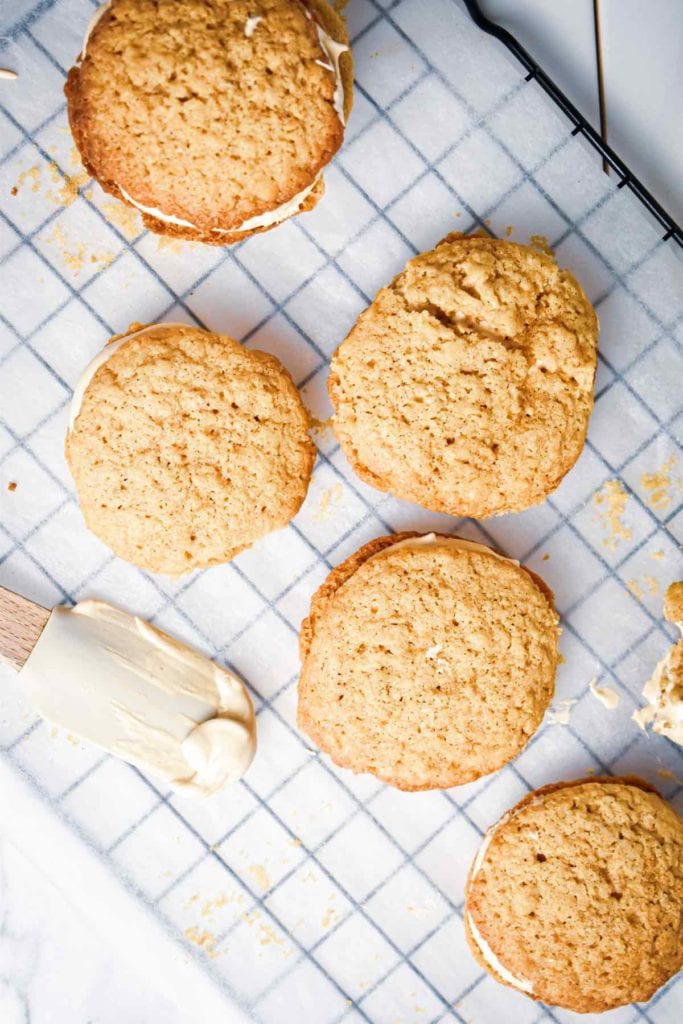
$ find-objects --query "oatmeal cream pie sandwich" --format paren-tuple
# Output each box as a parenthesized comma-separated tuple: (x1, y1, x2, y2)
(465, 777, 683, 1012)
(66, 322, 315, 574)
(66, 0, 353, 244)
(297, 532, 560, 790)
(329, 235, 598, 518)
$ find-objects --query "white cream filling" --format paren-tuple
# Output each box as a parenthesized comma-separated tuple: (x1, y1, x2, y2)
(370, 532, 520, 567)
(68, 322, 188, 432)
(79, 2, 347, 234)
(467, 913, 534, 994)
(19, 600, 257, 797)
(467, 793, 555, 995)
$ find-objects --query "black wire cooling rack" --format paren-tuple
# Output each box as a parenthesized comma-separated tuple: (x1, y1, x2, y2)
(463, 0, 683, 248)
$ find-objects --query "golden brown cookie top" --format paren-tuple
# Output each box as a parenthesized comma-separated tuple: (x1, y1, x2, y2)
(66, 0, 352, 242)
(297, 532, 559, 790)
(66, 323, 315, 574)
(329, 235, 598, 518)
(465, 777, 683, 1012)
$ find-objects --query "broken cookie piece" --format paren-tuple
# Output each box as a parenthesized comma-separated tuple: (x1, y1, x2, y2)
(633, 582, 683, 745)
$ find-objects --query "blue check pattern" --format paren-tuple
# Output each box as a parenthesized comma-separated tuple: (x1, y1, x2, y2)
(1, 1, 682, 1021)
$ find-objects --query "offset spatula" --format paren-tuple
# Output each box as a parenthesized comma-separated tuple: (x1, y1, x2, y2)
(0, 584, 256, 795)
(0, 585, 50, 669)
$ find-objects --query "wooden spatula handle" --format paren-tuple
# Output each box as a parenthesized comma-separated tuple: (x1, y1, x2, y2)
(0, 586, 51, 671)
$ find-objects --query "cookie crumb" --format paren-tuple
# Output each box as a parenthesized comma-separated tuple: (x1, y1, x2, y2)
(314, 482, 343, 521)
(247, 863, 271, 890)
(309, 415, 333, 434)
(101, 198, 141, 240)
(641, 456, 680, 511)
(184, 926, 219, 958)
(651, 549, 665, 561)
(542, 552, 550, 561)
(593, 479, 632, 550)
(528, 233, 554, 256)
(12, 165, 41, 196)
(0, 68, 18, 80)
(7, 481, 17, 492)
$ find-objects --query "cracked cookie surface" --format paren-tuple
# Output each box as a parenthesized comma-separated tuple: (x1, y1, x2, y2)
(329, 235, 598, 518)
(465, 777, 683, 1012)
(66, 323, 315, 574)
(297, 532, 559, 790)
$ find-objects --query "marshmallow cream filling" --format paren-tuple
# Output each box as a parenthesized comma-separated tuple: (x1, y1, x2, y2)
(372, 532, 520, 566)
(68, 322, 188, 432)
(80, 1, 348, 234)
(466, 797, 548, 995)
(19, 599, 257, 797)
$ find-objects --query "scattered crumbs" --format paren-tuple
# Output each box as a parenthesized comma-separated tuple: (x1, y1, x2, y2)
(370, 50, 380, 58)
(314, 482, 343, 521)
(309, 415, 333, 434)
(244, 14, 262, 37)
(157, 235, 185, 255)
(454, 211, 462, 218)
(46, 160, 89, 207)
(643, 575, 659, 595)
(656, 767, 677, 781)
(184, 926, 219, 959)
(593, 479, 632, 550)
(7, 481, 17, 492)
(187, 894, 200, 904)
(46, 224, 113, 276)
(585, 766, 597, 775)
(588, 676, 620, 710)
(208, 843, 219, 853)
(528, 234, 554, 256)
(241, 911, 293, 956)
(542, 552, 550, 561)
(641, 455, 680, 510)
(0, 68, 18, 81)
(66, 733, 80, 746)
(546, 698, 577, 725)
(248, 863, 271, 890)
(557, 653, 566, 665)
(628, 575, 660, 600)
(289, 837, 302, 847)
(11, 165, 41, 196)
(651, 549, 665, 561)
(101, 199, 141, 240)
(320, 904, 339, 930)
(50, 726, 58, 738)
(504, 225, 514, 238)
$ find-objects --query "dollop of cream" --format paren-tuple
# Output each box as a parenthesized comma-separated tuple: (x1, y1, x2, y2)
(19, 600, 256, 797)
(78, 2, 347, 234)
(68, 322, 188, 433)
